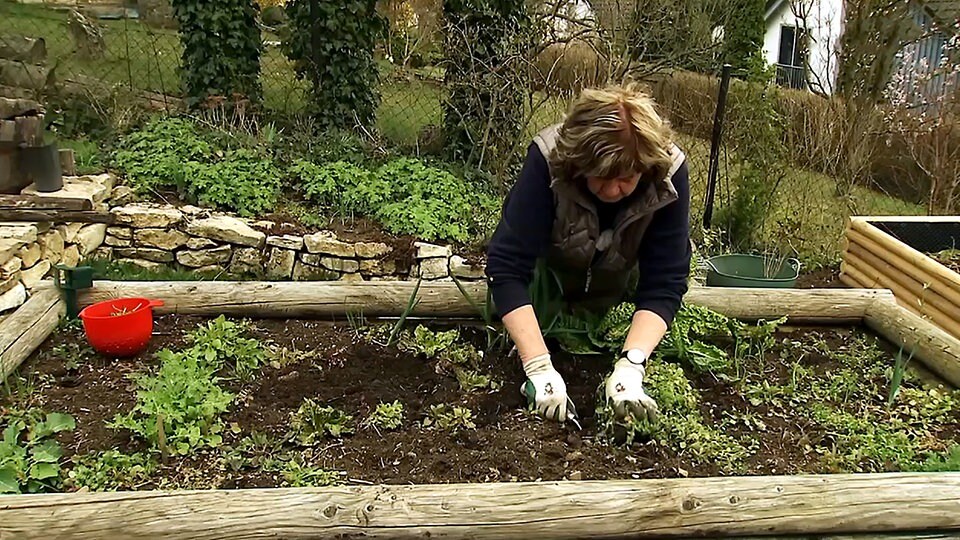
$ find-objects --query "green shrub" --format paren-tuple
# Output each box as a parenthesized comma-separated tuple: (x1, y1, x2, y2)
(171, 0, 262, 105)
(114, 118, 280, 217)
(290, 157, 498, 242)
(282, 0, 384, 129)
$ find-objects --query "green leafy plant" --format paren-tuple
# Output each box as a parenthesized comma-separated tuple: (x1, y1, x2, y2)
(170, 0, 262, 105)
(113, 118, 281, 217)
(887, 345, 915, 408)
(289, 158, 498, 242)
(289, 399, 355, 445)
(279, 456, 342, 487)
(456, 369, 497, 392)
(222, 431, 284, 472)
(423, 404, 476, 432)
(361, 401, 405, 431)
(52, 342, 95, 372)
(914, 445, 960, 472)
(188, 316, 266, 381)
(108, 347, 235, 455)
(658, 305, 737, 376)
(0, 410, 76, 494)
(396, 325, 494, 390)
(281, 0, 384, 129)
(401, 325, 459, 357)
(596, 361, 748, 470)
(66, 450, 157, 491)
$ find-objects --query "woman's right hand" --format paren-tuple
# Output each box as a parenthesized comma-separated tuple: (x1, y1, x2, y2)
(521, 353, 569, 421)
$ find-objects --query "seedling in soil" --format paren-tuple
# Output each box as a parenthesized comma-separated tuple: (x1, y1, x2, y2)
(887, 345, 916, 408)
(387, 277, 422, 346)
(456, 369, 498, 393)
(289, 399, 355, 445)
(596, 360, 748, 471)
(66, 450, 157, 491)
(0, 409, 76, 494)
(108, 347, 235, 456)
(189, 316, 267, 381)
(266, 345, 321, 370)
(223, 431, 284, 472)
(423, 404, 476, 432)
(361, 401, 404, 432)
(279, 456, 342, 487)
(52, 343, 96, 373)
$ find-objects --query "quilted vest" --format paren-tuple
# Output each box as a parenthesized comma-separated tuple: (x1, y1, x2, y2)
(532, 123, 686, 310)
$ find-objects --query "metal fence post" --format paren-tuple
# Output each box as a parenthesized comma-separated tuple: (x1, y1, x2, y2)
(702, 63, 732, 230)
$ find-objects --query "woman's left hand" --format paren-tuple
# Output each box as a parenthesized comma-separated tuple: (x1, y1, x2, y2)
(604, 358, 659, 422)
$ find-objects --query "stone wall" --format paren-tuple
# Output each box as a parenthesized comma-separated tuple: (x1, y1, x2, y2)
(0, 174, 487, 315)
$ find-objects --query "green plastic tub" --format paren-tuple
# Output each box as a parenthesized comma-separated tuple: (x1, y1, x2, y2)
(705, 254, 800, 288)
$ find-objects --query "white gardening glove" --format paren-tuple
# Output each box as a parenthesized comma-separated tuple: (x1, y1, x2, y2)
(605, 357, 659, 423)
(521, 353, 569, 421)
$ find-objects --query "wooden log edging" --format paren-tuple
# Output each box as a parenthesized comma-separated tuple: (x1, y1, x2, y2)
(844, 218, 960, 344)
(0, 287, 63, 379)
(74, 281, 896, 322)
(842, 249, 960, 338)
(2, 473, 960, 539)
(865, 299, 960, 387)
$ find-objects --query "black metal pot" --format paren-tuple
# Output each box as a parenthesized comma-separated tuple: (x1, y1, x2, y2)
(19, 142, 63, 192)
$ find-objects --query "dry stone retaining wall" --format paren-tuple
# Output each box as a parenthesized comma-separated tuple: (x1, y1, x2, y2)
(0, 175, 487, 315)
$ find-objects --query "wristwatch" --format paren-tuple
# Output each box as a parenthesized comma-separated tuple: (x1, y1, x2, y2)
(620, 348, 646, 366)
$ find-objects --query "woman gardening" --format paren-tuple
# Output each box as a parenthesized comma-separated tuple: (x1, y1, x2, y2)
(485, 83, 691, 426)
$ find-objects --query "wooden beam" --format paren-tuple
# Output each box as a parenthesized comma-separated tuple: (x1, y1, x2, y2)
(2, 473, 960, 539)
(75, 281, 896, 321)
(850, 218, 960, 290)
(0, 209, 114, 223)
(0, 194, 93, 211)
(843, 249, 960, 338)
(865, 298, 960, 387)
(845, 227, 960, 309)
(0, 287, 63, 380)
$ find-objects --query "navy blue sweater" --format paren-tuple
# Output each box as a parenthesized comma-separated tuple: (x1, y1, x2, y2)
(485, 143, 692, 326)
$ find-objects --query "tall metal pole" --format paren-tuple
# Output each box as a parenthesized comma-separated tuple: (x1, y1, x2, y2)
(703, 64, 733, 230)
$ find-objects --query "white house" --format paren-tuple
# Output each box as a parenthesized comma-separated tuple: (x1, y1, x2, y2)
(763, 0, 959, 96)
(762, 0, 844, 94)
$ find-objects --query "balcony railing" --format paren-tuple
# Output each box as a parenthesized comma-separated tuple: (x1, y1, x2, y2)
(775, 64, 807, 90)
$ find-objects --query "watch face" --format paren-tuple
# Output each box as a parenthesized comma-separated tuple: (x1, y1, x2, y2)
(625, 349, 645, 364)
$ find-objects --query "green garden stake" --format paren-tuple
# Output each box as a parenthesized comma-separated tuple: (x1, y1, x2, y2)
(54, 264, 95, 319)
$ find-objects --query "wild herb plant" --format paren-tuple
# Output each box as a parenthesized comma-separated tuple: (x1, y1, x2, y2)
(66, 450, 157, 491)
(289, 399, 355, 445)
(423, 405, 476, 432)
(361, 401, 405, 432)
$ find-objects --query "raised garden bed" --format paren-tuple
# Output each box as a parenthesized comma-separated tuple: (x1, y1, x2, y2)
(842, 216, 960, 342)
(2, 281, 960, 538)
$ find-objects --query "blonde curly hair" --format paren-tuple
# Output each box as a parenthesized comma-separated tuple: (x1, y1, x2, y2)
(549, 82, 675, 187)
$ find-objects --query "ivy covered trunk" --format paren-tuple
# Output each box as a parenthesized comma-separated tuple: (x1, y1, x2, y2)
(441, 0, 531, 181)
(282, 0, 384, 131)
(170, 0, 262, 106)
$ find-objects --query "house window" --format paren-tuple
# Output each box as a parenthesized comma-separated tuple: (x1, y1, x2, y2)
(776, 24, 806, 90)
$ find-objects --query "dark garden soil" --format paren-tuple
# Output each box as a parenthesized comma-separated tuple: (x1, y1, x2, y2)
(795, 263, 845, 288)
(8, 316, 960, 491)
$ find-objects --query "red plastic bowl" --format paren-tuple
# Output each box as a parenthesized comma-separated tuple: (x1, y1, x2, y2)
(78, 297, 164, 357)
